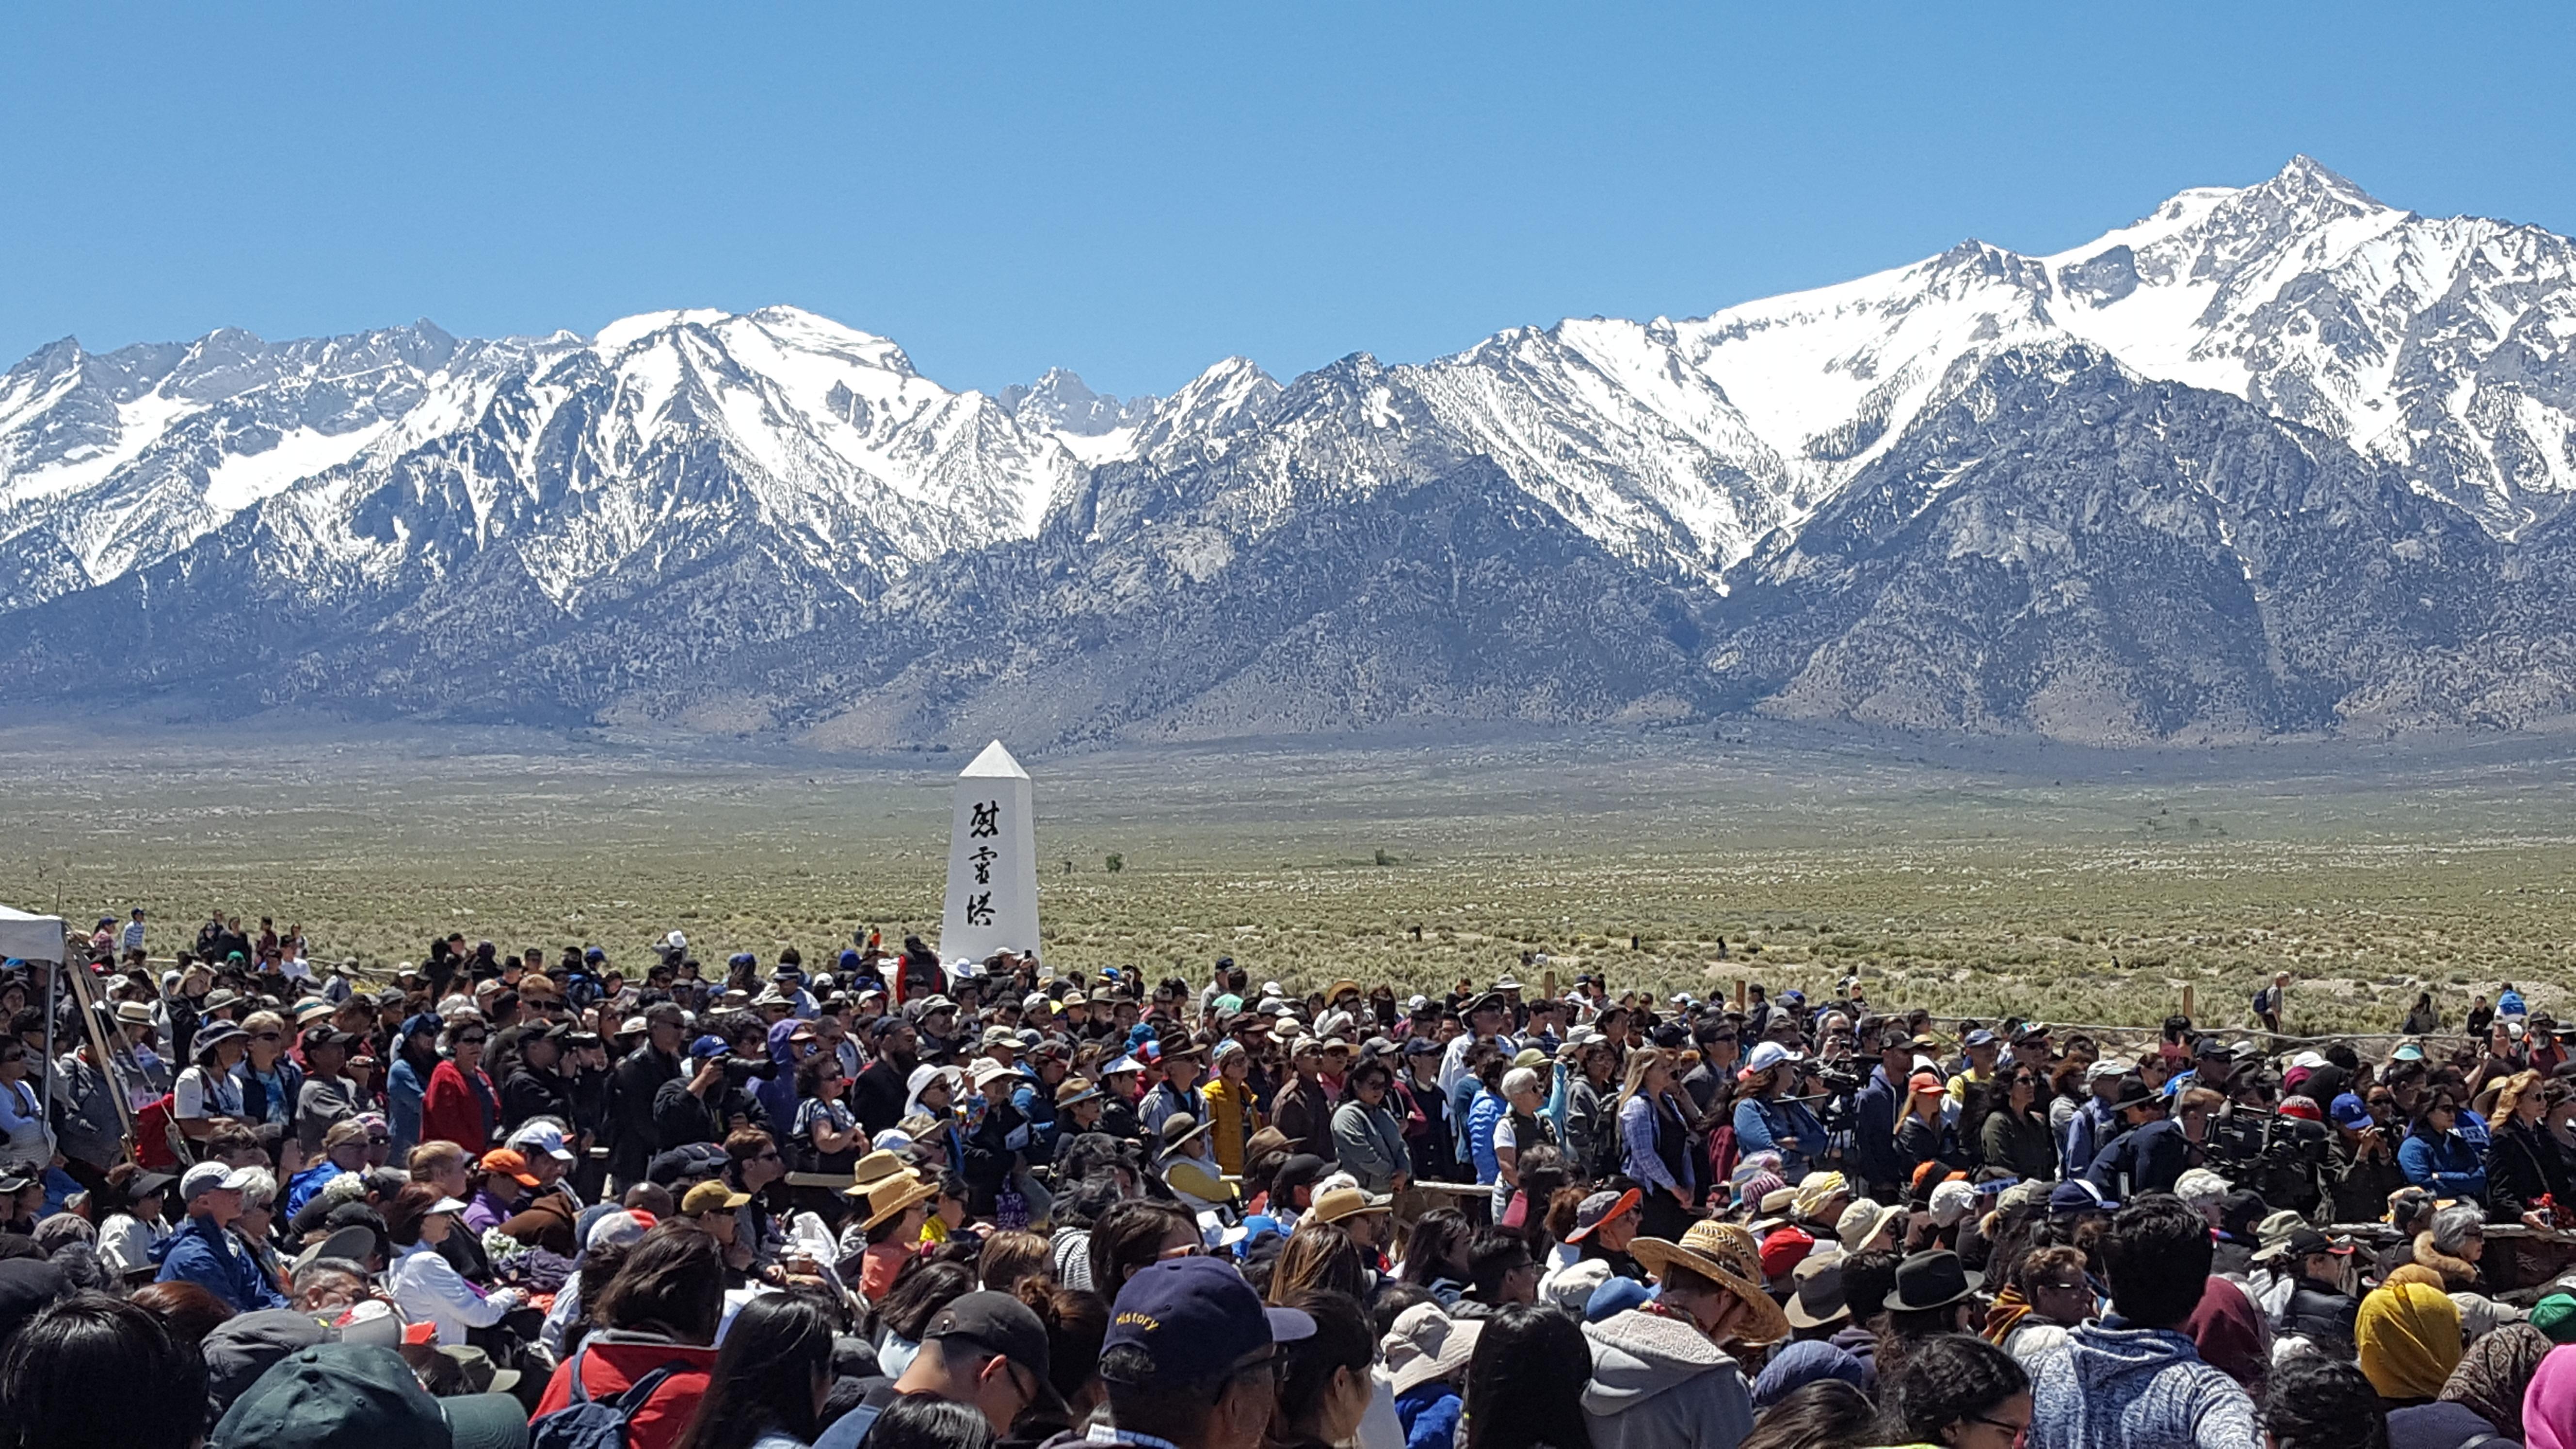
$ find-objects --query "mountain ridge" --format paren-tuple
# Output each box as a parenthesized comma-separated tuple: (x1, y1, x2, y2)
(6, 158, 2576, 746)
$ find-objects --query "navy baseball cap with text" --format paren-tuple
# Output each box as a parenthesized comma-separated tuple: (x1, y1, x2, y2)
(1104, 1256, 1316, 1386)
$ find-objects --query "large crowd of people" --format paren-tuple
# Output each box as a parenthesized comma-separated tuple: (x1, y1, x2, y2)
(5, 916, 2576, 1449)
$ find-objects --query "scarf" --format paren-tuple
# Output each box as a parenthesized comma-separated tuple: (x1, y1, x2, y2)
(1982, 1283, 2034, 1346)
(2357, 1282, 2462, 1401)
(2527, 1343, 2576, 1449)
(2182, 1276, 2269, 1389)
(2442, 1321, 2550, 1442)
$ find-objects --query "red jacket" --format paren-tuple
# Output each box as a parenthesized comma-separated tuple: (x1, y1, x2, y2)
(532, 1336, 721, 1449)
(421, 1059, 496, 1153)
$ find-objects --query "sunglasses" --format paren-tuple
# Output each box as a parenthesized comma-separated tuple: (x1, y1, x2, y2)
(253, 1032, 282, 1042)
(455, 1035, 487, 1046)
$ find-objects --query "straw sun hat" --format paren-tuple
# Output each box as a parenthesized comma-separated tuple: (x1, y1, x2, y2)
(1627, 1220, 1790, 1345)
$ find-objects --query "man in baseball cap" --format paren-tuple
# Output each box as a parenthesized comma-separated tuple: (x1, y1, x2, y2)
(1097, 1256, 1317, 1449)
(816, 1289, 1063, 1446)
(161, 1161, 288, 1312)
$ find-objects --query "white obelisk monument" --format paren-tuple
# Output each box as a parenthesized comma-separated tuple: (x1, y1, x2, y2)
(940, 741, 1040, 964)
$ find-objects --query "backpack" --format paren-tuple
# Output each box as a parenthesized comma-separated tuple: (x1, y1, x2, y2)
(529, 1354, 696, 1449)
(132, 1094, 185, 1170)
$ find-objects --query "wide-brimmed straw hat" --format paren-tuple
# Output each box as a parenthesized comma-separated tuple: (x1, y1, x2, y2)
(1628, 1220, 1790, 1345)
(859, 1172, 939, 1230)
(841, 1149, 919, 1198)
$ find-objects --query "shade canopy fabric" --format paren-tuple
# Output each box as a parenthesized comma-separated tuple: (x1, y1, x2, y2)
(0, 905, 67, 963)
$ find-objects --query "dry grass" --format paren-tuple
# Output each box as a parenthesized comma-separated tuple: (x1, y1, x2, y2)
(6, 721, 2576, 1038)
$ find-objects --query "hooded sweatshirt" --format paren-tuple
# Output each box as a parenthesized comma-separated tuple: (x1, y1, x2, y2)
(2027, 1319, 2262, 1449)
(1579, 1307, 1756, 1449)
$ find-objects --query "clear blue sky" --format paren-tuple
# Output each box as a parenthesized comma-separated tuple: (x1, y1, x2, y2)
(5, 4, 2570, 399)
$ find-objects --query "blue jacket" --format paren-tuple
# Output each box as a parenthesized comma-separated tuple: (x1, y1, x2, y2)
(281, 1159, 351, 1218)
(1396, 1381, 1464, 1449)
(1466, 1090, 1507, 1185)
(152, 1214, 287, 1313)
(387, 1058, 428, 1159)
(1735, 1094, 1827, 1180)
(2399, 1127, 2487, 1199)
(2063, 1098, 2119, 1178)
(1851, 1066, 1902, 1187)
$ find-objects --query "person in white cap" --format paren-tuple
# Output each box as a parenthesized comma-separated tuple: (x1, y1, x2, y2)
(153, 1160, 287, 1311)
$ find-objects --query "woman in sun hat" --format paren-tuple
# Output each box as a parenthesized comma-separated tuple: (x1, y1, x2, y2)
(1581, 1219, 1785, 1449)
(848, 1169, 937, 1302)
(1381, 1299, 1479, 1449)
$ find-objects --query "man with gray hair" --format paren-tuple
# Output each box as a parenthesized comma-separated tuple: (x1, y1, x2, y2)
(152, 1160, 287, 1312)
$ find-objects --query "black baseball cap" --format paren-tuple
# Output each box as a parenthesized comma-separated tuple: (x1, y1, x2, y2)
(2285, 1228, 2352, 1259)
(925, 1290, 1063, 1410)
(1103, 1256, 1317, 1387)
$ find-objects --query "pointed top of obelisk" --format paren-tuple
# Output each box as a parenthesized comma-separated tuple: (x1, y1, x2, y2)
(958, 740, 1028, 781)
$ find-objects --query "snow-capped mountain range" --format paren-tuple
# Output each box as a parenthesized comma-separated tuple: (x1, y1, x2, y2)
(5, 157, 2575, 744)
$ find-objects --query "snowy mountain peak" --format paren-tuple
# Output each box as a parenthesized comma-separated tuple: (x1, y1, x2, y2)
(997, 367, 1153, 436)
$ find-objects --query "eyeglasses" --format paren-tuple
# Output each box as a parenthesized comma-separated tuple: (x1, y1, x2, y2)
(1968, 1413, 2030, 1447)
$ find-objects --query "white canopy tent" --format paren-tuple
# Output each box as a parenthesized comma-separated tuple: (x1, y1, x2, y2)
(0, 904, 65, 963)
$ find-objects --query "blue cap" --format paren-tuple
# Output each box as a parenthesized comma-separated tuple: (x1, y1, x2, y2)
(2048, 1180, 2118, 1216)
(689, 1034, 728, 1061)
(399, 1013, 442, 1041)
(2331, 1093, 2372, 1128)
(583, 946, 605, 963)
(1586, 1275, 1652, 1322)
(728, 952, 756, 968)
(1964, 1029, 1998, 1048)
(838, 949, 861, 968)
(1103, 1257, 1315, 1386)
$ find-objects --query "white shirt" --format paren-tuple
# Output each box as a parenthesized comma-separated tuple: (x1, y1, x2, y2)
(98, 1213, 173, 1278)
(387, 1240, 515, 1346)
(175, 1063, 243, 1120)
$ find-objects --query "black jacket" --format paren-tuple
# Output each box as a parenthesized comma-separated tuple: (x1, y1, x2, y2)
(853, 1057, 914, 1138)
(502, 1065, 577, 1134)
(2487, 1117, 2571, 1222)
(652, 1075, 724, 1149)
(607, 1046, 680, 1179)
(2284, 1276, 2360, 1344)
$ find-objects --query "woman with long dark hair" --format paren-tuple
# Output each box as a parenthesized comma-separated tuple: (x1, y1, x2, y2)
(1267, 1289, 1378, 1449)
(1083, 1198, 1197, 1299)
(674, 1291, 838, 1449)
(1464, 1304, 1594, 1449)
(531, 1221, 729, 1449)
(1977, 1065, 2056, 1182)
(1399, 1208, 1474, 1303)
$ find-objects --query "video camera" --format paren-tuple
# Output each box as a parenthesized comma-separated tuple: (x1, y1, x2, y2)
(721, 1053, 779, 1087)
(2202, 1105, 2331, 1175)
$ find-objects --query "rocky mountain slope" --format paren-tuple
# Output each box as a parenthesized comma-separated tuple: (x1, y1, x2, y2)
(4, 159, 2574, 745)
